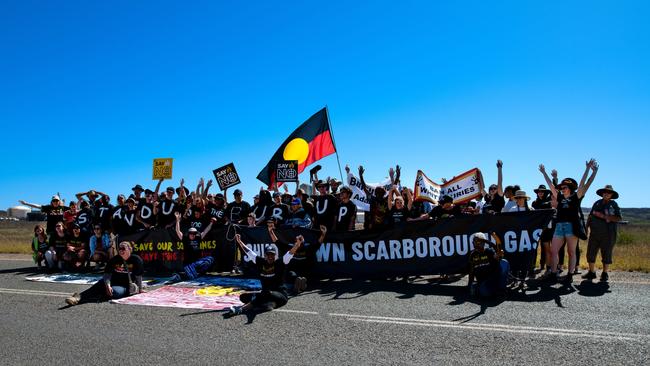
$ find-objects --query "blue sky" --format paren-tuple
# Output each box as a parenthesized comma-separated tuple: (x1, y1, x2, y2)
(1, 0, 648, 209)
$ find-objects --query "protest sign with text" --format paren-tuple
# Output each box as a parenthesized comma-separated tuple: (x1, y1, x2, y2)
(347, 172, 393, 212)
(276, 160, 299, 182)
(153, 158, 173, 180)
(213, 163, 241, 191)
(414, 168, 484, 204)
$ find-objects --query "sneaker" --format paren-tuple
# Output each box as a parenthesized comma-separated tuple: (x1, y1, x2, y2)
(562, 273, 573, 284)
(573, 269, 581, 275)
(600, 272, 609, 282)
(582, 271, 597, 280)
(169, 273, 182, 283)
(228, 305, 242, 315)
(65, 293, 80, 306)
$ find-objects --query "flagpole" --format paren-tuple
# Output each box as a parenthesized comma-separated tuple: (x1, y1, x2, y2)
(324, 105, 345, 183)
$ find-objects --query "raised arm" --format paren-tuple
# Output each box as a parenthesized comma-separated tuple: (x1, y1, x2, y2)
(19, 200, 42, 209)
(405, 188, 413, 211)
(203, 179, 213, 199)
(578, 159, 598, 199)
(200, 217, 216, 239)
(178, 178, 187, 200)
(234, 233, 255, 263)
(318, 225, 327, 244)
(267, 221, 278, 242)
(154, 178, 164, 197)
(539, 164, 557, 199)
(387, 186, 397, 210)
(174, 212, 183, 239)
(358, 166, 371, 196)
(496, 160, 504, 196)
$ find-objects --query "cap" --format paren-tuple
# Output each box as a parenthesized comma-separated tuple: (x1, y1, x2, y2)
(272, 192, 281, 198)
(51, 195, 61, 201)
(233, 189, 243, 196)
(440, 195, 453, 204)
(291, 198, 302, 205)
(215, 193, 225, 200)
(473, 232, 488, 242)
(264, 244, 278, 255)
(188, 228, 199, 234)
(166, 186, 175, 192)
(144, 189, 154, 195)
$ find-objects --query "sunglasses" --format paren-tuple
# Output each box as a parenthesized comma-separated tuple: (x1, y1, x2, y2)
(118, 246, 128, 251)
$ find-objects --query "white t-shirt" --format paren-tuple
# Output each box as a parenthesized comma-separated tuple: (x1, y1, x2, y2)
(508, 205, 534, 212)
(502, 200, 517, 213)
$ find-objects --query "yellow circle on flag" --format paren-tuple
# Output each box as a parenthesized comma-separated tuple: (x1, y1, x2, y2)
(283, 138, 309, 164)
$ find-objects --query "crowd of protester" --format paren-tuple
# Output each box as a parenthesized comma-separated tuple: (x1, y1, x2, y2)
(19, 158, 622, 309)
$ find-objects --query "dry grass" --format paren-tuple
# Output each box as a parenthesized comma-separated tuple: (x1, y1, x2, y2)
(1, 221, 649, 271)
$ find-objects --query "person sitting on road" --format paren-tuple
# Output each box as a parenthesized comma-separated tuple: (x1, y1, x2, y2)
(468, 233, 510, 298)
(227, 233, 303, 316)
(48, 221, 68, 271)
(65, 241, 144, 306)
(170, 212, 217, 281)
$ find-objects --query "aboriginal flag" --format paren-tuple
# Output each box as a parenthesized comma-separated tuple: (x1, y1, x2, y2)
(257, 107, 336, 186)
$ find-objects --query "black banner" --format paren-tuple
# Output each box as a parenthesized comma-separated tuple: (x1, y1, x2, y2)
(122, 211, 554, 277)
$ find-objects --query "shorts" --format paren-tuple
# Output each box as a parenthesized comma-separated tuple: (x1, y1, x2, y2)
(587, 231, 617, 264)
(553, 222, 574, 238)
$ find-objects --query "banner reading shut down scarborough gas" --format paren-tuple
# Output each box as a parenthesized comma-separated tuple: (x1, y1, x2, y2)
(122, 210, 553, 277)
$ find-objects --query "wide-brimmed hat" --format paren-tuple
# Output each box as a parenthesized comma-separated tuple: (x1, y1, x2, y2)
(51, 195, 61, 201)
(473, 232, 488, 242)
(557, 178, 578, 191)
(514, 190, 530, 200)
(315, 180, 329, 188)
(339, 186, 352, 194)
(533, 184, 550, 194)
(596, 185, 619, 199)
(176, 186, 190, 196)
(131, 184, 144, 192)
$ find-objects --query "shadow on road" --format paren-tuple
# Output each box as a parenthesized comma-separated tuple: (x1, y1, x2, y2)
(0, 266, 41, 275)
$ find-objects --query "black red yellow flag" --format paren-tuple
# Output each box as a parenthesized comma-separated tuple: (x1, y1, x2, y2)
(257, 107, 336, 186)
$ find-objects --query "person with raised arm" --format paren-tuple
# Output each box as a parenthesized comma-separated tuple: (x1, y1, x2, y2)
(538, 159, 598, 283)
(359, 165, 389, 232)
(387, 184, 413, 226)
(481, 160, 506, 214)
(20, 195, 69, 235)
(226, 233, 303, 316)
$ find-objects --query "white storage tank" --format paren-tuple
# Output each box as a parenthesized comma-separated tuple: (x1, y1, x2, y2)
(8, 206, 31, 219)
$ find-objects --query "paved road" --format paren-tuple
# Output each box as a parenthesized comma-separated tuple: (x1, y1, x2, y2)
(1, 258, 649, 365)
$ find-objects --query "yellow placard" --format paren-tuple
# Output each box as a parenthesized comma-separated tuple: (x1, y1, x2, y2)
(153, 158, 173, 179)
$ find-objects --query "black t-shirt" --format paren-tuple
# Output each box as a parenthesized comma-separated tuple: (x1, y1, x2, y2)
(482, 194, 505, 214)
(205, 203, 227, 226)
(334, 201, 357, 232)
(469, 247, 498, 282)
(302, 199, 316, 220)
(428, 204, 463, 220)
(49, 232, 68, 252)
(389, 207, 411, 225)
(182, 235, 202, 265)
(157, 199, 178, 228)
(226, 201, 251, 224)
(410, 200, 426, 218)
(188, 213, 207, 232)
(313, 194, 337, 230)
(105, 254, 144, 289)
(121, 209, 140, 235)
(369, 196, 389, 229)
(532, 198, 552, 210)
(110, 205, 126, 235)
(41, 205, 69, 233)
(254, 256, 286, 292)
(138, 202, 157, 227)
(252, 203, 273, 224)
(94, 203, 114, 228)
(556, 193, 581, 223)
(75, 208, 95, 235)
(66, 234, 86, 250)
(269, 203, 290, 224)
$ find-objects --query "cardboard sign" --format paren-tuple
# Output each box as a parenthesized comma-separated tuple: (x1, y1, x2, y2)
(276, 160, 299, 182)
(153, 158, 173, 180)
(213, 163, 241, 191)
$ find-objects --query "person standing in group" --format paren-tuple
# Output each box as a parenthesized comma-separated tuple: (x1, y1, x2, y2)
(538, 159, 598, 283)
(19, 195, 69, 235)
(532, 184, 554, 273)
(583, 185, 622, 282)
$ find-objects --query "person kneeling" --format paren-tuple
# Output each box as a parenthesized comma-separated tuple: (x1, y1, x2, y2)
(227, 234, 303, 316)
(65, 241, 144, 306)
(468, 233, 509, 299)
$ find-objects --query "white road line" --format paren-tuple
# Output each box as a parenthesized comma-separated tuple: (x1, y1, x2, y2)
(275, 309, 319, 315)
(330, 313, 649, 342)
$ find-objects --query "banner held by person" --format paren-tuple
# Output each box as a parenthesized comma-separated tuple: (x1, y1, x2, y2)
(153, 158, 173, 180)
(347, 172, 393, 212)
(414, 168, 484, 204)
(213, 162, 241, 191)
(122, 210, 552, 276)
(257, 107, 337, 187)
